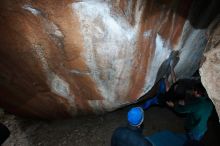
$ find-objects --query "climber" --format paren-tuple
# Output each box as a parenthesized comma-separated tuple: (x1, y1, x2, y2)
(111, 107, 153, 146)
(141, 50, 180, 109)
(141, 51, 178, 110)
(141, 50, 200, 110)
(0, 122, 10, 145)
(166, 83, 214, 141)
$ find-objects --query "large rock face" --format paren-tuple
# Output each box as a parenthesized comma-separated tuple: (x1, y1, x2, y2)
(0, 0, 219, 119)
(200, 18, 220, 120)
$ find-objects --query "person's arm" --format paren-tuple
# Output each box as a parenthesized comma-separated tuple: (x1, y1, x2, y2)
(166, 101, 193, 114)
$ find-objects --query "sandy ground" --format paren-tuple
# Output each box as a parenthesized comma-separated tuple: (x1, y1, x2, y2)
(0, 105, 219, 146)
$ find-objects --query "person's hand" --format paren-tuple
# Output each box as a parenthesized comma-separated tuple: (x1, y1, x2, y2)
(166, 101, 174, 108)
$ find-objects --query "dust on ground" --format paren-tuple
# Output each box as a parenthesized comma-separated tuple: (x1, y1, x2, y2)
(0, 106, 219, 146)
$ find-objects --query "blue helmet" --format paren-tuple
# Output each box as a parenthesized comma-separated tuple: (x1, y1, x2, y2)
(127, 107, 144, 126)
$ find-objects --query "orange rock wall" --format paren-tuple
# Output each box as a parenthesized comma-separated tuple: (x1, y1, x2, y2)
(0, 0, 219, 119)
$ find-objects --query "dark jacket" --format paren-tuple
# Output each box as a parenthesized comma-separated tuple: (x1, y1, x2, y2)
(111, 125, 153, 146)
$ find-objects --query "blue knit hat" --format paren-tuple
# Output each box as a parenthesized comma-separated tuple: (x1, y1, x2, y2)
(127, 107, 144, 126)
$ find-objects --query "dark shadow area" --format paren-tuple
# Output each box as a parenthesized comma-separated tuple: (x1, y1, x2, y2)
(147, 0, 220, 29)
(201, 109, 220, 146)
(187, 0, 220, 29)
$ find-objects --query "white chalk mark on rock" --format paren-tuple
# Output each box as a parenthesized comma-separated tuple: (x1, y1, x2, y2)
(51, 74, 70, 98)
(32, 45, 71, 100)
(22, 4, 41, 16)
(143, 30, 152, 38)
(141, 34, 171, 96)
(72, 0, 144, 110)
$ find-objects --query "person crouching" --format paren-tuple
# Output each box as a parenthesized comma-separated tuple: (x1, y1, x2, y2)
(111, 107, 153, 146)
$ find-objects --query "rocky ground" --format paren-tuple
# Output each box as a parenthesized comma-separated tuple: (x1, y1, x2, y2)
(0, 105, 219, 146)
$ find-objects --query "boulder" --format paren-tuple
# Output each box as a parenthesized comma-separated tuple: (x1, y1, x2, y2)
(0, 0, 219, 119)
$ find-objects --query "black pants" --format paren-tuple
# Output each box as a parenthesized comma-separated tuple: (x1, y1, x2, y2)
(0, 123, 10, 145)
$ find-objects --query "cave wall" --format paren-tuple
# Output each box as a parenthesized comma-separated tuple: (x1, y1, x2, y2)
(200, 17, 220, 120)
(0, 0, 219, 119)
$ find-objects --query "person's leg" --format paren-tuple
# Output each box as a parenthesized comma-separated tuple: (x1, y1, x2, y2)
(158, 78, 167, 95)
(142, 79, 168, 110)
(142, 96, 159, 109)
(157, 78, 175, 105)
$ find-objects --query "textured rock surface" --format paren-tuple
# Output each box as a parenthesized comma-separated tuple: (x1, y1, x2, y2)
(200, 18, 220, 120)
(0, 0, 219, 119)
